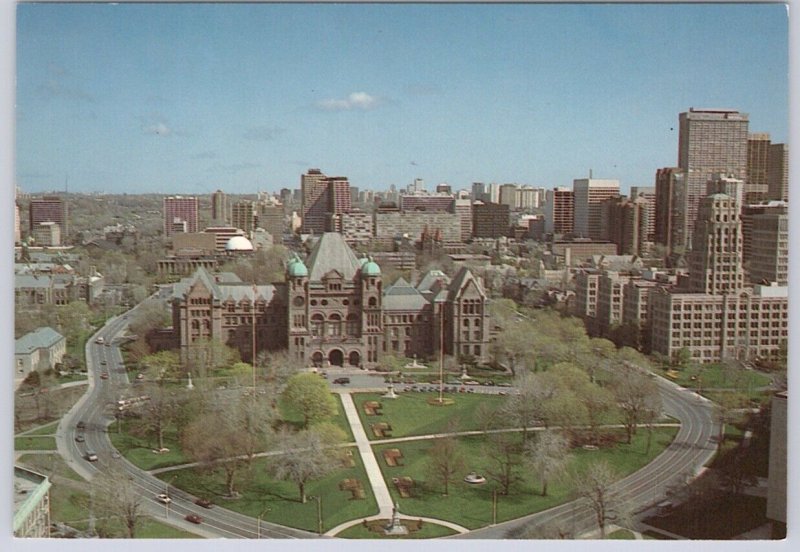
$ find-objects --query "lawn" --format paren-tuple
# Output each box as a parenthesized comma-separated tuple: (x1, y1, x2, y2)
(660, 363, 771, 393)
(15, 436, 57, 451)
(371, 427, 679, 530)
(154, 446, 377, 533)
(354, 392, 504, 440)
(109, 419, 189, 470)
(279, 393, 355, 441)
(16, 453, 84, 482)
(19, 420, 60, 436)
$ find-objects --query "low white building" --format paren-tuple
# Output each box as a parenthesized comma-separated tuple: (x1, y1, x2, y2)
(14, 327, 66, 376)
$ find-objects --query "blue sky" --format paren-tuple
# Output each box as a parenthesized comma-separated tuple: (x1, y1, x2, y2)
(15, 2, 789, 195)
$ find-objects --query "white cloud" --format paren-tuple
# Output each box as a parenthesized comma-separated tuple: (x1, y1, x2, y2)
(316, 92, 380, 111)
(143, 121, 172, 136)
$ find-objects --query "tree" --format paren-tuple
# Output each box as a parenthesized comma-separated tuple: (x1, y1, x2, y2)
(136, 351, 183, 450)
(484, 433, 523, 496)
(93, 464, 145, 538)
(570, 460, 628, 539)
(282, 373, 337, 428)
(268, 427, 340, 503)
(256, 350, 299, 388)
(425, 424, 465, 496)
(672, 347, 693, 370)
(611, 365, 662, 444)
(491, 320, 534, 375)
(502, 372, 555, 443)
(523, 430, 571, 496)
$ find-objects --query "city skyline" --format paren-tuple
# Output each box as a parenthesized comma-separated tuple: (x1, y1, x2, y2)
(13, 2, 789, 195)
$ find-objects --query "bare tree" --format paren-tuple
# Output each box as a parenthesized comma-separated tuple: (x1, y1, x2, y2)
(93, 464, 145, 538)
(501, 372, 555, 443)
(268, 427, 340, 503)
(523, 430, 571, 496)
(256, 349, 299, 389)
(611, 366, 662, 444)
(570, 460, 628, 539)
(484, 433, 523, 496)
(425, 423, 465, 496)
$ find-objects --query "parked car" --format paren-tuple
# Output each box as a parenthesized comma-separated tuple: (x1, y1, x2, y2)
(195, 498, 213, 508)
(155, 493, 172, 504)
(333, 377, 350, 385)
(185, 514, 203, 524)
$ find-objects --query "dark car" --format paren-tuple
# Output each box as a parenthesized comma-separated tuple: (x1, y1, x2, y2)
(195, 498, 213, 509)
(333, 377, 350, 385)
(100, 372, 109, 380)
(185, 514, 203, 524)
(76, 421, 86, 430)
(75, 434, 85, 442)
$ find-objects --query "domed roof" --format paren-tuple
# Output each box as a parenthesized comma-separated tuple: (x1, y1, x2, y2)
(225, 236, 254, 251)
(362, 257, 381, 276)
(287, 254, 308, 277)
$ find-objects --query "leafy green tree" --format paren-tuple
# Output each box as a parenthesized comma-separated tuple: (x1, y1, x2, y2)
(282, 373, 337, 428)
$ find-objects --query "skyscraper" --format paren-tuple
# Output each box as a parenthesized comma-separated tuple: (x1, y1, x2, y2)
(677, 108, 749, 247)
(29, 196, 68, 241)
(211, 189, 228, 224)
(747, 133, 771, 203)
(768, 143, 789, 201)
(572, 178, 620, 240)
(301, 169, 329, 234)
(544, 187, 574, 235)
(231, 201, 257, 236)
(163, 196, 198, 237)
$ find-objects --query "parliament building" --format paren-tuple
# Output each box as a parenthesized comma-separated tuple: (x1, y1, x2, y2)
(169, 233, 491, 370)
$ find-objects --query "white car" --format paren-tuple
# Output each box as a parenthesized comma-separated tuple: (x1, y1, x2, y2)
(155, 493, 172, 504)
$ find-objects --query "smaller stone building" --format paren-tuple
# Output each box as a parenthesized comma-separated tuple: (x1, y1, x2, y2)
(15, 327, 66, 377)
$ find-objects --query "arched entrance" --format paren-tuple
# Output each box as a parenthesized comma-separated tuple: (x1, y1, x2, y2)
(311, 351, 324, 368)
(348, 351, 360, 367)
(329, 349, 344, 367)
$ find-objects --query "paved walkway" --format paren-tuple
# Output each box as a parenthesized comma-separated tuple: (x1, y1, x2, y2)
(338, 392, 395, 517)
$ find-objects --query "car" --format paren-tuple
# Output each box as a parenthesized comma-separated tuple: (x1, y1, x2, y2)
(155, 493, 172, 505)
(95, 337, 105, 344)
(136, 373, 144, 380)
(185, 514, 203, 524)
(333, 377, 350, 385)
(75, 434, 85, 442)
(100, 372, 109, 380)
(100, 360, 107, 365)
(463, 380, 480, 386)
(111, 451, 121, 459)
(76, 420, 86, 430)
(195, 498, 213, 509)
(85, 451, 98, 462)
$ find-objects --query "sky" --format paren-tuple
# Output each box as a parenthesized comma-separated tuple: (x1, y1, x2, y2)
(14, 2, 790, 196)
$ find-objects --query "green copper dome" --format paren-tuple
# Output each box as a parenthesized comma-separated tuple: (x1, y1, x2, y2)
(362, 257, 381, 276)
(287, 254, 308, 277)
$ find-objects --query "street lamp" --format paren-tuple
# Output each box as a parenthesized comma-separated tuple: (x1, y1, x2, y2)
(309, 495, 323, 535)
(257, 507, 270, 539)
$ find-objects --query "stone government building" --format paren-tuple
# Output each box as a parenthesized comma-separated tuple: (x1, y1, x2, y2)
(168, 233, 491, 369)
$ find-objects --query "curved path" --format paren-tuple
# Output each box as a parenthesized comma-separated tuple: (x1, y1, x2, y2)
(53, 297, 718, 539)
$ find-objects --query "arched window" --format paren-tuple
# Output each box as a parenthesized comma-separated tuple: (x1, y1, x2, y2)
(311, 313, 324, 337)
(346, 313, 359, 336)
(329, 313, 342, 336)
(368, 297, 377, 307)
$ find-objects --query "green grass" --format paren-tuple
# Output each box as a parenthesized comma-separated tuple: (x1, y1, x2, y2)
(108, 420, 189, 470)
(16, 453, 84, 482)
(336, 520, 458, 539)
(371, 427, 679, 530)
(608, 528, 637, 539)
(354, 392, 503, 440)
(660, 364, 771, 392)
(154, 446, 377, 533)
(15, 436, 57, 450)
(49, 485, 91, 524)
(18, 420, 60, 436)
(132, 518, 204, 538)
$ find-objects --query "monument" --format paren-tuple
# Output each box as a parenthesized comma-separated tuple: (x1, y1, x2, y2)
(383, 502, 408, 535)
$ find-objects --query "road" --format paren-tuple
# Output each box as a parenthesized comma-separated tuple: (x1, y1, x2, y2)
(55, 296, 318, 539)
(452, 375, 719, 539)
(56, 297, 718, 539)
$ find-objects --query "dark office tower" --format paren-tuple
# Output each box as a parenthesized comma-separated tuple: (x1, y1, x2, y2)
(327, 176, 352, 218)
(544, 187, 574, 235)
(163, 196, 199, 237)
(472, 202, 510, 238)
(258, 204, 285, 239)
(301, 168, 329, 234)
(677, 108, 749, 248)
(471, 182, 487, 202)
(630, 186, 656, 242)
(654, 167, 686, 254)
(768, 143, 789, 201)
(280, 188, 293, 205)
(29, 196, 68, 240)
(211, 189, 228, 224)
(747, 133, 771, 203)
(231, 201, 257, 235)
(436, 183, 452, 194)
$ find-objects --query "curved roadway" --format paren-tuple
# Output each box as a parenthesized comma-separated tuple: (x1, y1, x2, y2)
(56, 298, 718, 540)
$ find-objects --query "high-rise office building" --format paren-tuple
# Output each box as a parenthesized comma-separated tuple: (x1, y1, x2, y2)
(301, 169, 329, 234)
(768, 143, 789, 201)
(163, 196, 198, 237)
(499, 184, 518, 207)
(601, 196, 650, 256)
(748, 211, 788, 286)
(472, 202, 510, 238)
(211, 189, 228, 224)
(29, 196, 68, 241)
(630, 186, 656, 243)
(572, 178, 620, 240)
(231, 201, 257, 236)
(747, 133, 771, 203)
(677, 108, 749, 247)
(544, 187, 574, 236)
(471, 182, 487, 202)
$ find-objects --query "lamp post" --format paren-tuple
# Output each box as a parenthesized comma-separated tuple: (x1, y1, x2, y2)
(257, 507, 270, 539)
(309, 495, 323, 535)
